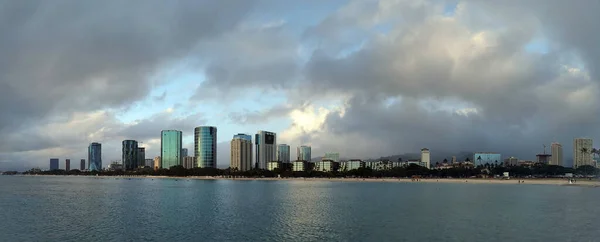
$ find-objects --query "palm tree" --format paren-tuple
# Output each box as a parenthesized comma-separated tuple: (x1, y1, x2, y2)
(443, 158, 448, 164)
(477, 156, 482, 166)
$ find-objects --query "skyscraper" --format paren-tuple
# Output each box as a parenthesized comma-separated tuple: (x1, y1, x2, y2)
(573, 138, 593, 168)
(550, 142, 563, 166)
(122, 140, 139, 170)
(137, 147, 145, 168)
(231, 134, 252, 171)
(80, 159, 85, 170)
(181, 148, 188, 157)
(297, 145, 311, 161)
(421, 148, 430, 169)
(277, 144, 291, 163)
(161, 130, 183, 169)
(195, 126, 217, 168)
(255, 131, 276, 169)
(65, 159, 70, 171)
(88, 142, 102, 171)
(50, 158, 59, 170)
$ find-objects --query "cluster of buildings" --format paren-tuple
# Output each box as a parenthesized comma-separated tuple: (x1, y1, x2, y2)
(48, 129, 597, 172)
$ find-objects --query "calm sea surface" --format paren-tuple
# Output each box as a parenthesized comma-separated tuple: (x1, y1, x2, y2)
(1, 176, 599, 242)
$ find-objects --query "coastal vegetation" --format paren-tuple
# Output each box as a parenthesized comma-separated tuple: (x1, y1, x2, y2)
(20, 164, 598, 178)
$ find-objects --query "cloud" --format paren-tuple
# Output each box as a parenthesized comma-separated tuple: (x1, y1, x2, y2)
(0, 0, 256, 132)
(4, 0, 600, 170)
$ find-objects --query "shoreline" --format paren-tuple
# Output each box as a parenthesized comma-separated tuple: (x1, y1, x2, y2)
(12, 175, 600, 187)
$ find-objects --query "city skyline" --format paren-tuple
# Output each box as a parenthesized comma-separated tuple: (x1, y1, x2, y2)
(2, 1, 600, 172)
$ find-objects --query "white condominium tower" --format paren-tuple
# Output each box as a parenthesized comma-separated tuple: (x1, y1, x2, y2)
(255, 131, 276, 169)
(573, 138, 593, 168)
(421, 148, 430, 169)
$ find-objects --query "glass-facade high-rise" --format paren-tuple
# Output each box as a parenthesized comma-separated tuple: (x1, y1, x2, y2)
(161, 130, 183, 169)
(277, 144, 291, 163)
(297, 146, 311, 161)
(50, 158, 59, 170)
(181, 148, 188, 158)
(137, 147, 145, 168)
(88, 142, 102, 171)
(195, 126, 217, 168)
(122, 140, 139, 170)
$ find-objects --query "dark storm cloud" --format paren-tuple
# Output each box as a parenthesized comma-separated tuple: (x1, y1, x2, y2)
(0, 0, 256, 132)
(294, 0, 600, 163)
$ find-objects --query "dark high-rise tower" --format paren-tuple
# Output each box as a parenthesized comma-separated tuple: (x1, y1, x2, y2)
(88, 143, 102, 171)
(122, 140, 139, 170)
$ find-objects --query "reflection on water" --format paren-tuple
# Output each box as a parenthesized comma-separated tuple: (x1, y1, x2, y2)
(1, 176, 600, 242)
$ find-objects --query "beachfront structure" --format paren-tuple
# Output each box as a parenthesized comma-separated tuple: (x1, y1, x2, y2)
(314, 160, 335, 172)
(297, 146, 311, 161)
(339, 160, 363, 171)
(550, 142, 563, 166)
(122, 140, 139, 170)
(88, 142, 102, 171)
(504, 157, 519, 166)
(195, 126, 217, 168)
(292, 160, 306, 171)
(255, 131, 276, 169)
(161, 130, 183, 169)
(324, 152, 340, 162)
(573, 138, 593, 168)
(49, 158, 59, 170)
(277, 144, 291, 163)
(183, 156, 196, 169)
(473, 152, 501, 166)
(231, 134, 252, 172)
(144, 159, 153, 167)
(267, 161, 280, 171)
(421, 148, 430, 169)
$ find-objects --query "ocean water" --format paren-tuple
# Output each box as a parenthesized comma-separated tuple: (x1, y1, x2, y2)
(1, 176, 599, 242)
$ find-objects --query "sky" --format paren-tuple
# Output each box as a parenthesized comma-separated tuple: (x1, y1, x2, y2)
(1, 0, 600, 171)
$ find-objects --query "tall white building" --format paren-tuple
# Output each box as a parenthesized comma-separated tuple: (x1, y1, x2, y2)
(277, 144, 290, 163)
(255, 131, 277, 169)
(573, 138, 593, 168)
(550, 142, 563, 166)
(421, 148, 430, 169)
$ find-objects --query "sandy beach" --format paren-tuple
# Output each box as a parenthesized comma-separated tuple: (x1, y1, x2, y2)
(16, 175, 600, 187)
(123, 176, 600, 187)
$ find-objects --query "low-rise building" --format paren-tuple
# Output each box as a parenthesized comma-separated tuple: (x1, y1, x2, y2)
(183, 156, 197, 169)
(314, 160, 335, 172)
(292, 160, 306, 172)
(267, 161, 280, 171)
(340, 160, 363, 171)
